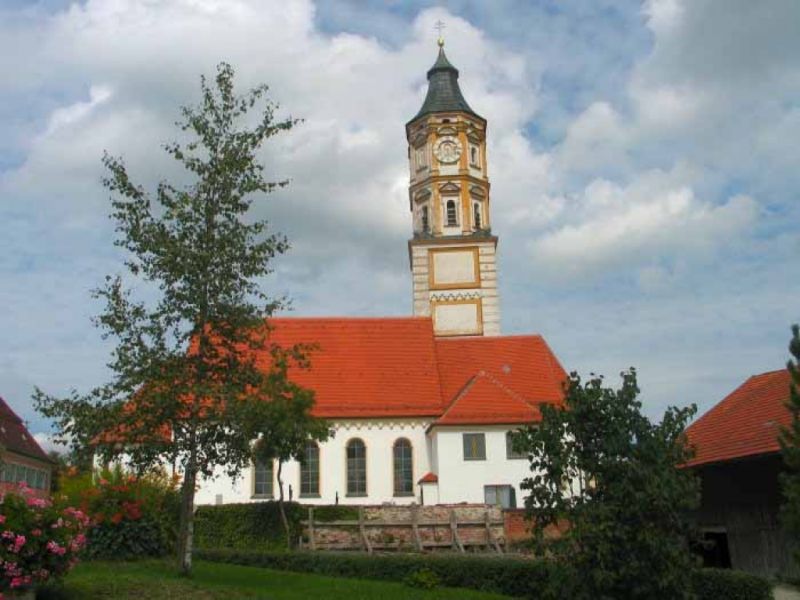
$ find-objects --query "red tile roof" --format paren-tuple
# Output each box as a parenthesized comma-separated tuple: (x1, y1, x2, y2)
(686, 369, 793, 467)
(261, 318, 566, 424)
(418, 472, 439, 484)
(436, 371, 542, 426)
(263, 318, 444, 419)
(0, 397, 52, 463)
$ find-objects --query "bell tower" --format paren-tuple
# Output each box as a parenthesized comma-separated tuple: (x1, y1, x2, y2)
(406, 40, 500, 337)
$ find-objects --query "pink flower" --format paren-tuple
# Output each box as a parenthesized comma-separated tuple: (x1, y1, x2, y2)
(46, 541, 66, 556)
(11, 535, 25, 553)
(0, 515, 6, 524)
(31, 529, 41, 537)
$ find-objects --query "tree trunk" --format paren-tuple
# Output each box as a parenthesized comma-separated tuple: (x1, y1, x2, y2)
(277, 460, 291, 550)
(177, 446, 198, 576)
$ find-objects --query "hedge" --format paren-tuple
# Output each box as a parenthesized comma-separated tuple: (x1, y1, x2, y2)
(197, 548, 774, 599)
(193, 502, 360, 551)
(691, 568, 773, 600)
(197, 548, 552, 597)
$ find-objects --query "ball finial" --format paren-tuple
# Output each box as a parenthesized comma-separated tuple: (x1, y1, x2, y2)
(434, 20, 445, 47)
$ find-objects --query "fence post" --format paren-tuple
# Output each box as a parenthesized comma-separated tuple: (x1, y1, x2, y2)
(411, 504, 423, 552)
(449, 508, 465, 553)
(358, 506, 373, 554)
(485, 510, 503, 554)
(308, 506, 316, 551)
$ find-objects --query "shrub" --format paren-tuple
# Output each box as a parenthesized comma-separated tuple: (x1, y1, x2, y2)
(196, 548, 553, 597)
(692, 568, 773, 600)
(0, 483, 89, 594)
(404, 567, 440, 590)
(197, 548, 775, 599)
(194, 502, 304, 551)
(54, 466, 180, 559)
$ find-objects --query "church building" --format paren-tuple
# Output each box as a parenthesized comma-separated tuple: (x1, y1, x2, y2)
(195, 41, 566, 508)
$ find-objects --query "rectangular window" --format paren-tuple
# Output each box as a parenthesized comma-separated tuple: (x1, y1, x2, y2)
(506, 431, 526, 460)
(463, 433, 486, 461)
(346, 440, 367, 496)
(253, 459, 273, 497)
(484, 485, 517, 509)
(300, 442, 320, 497)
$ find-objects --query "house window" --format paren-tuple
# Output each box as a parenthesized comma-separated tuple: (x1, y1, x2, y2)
(253, 459, 273, 497)
(446, 199, 458, 227)
(393, 438, 414, 497)
(506, 431, 526, 459)
(346, 438, 367, 496)
(484, 485, 517, 509)
(463, 433, 486, 461)
(300, 441, 320, 497)
(473, 202, 482, 229)
(421, 205, 430, 232)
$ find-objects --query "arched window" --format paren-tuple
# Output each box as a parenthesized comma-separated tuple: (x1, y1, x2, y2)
(421, 205, 429, 232)
(253, 458, 273, 497)
(446, 199, 458, 227)
(471, 146, 478, 165)
(473, 202, 482, 229)
(393, 438, 414, 496)
(300, 441, 320, 497)
(346, 439, 367, 496)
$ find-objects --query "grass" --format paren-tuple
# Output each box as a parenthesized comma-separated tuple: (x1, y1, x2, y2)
(41, 559, 514, 600)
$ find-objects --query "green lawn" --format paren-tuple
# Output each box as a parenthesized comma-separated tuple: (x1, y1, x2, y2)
(43, 559, 513, 600)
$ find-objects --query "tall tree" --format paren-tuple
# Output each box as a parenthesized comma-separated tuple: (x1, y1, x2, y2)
(513, 369, 699, 600)
(779, 324, 800, 565)
(35, 62, 305, 575)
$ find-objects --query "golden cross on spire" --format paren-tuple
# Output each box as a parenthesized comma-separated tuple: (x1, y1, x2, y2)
(434, 19, 446, 47)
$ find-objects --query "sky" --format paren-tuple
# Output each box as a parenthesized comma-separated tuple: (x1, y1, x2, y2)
(1, 0, 799, 451)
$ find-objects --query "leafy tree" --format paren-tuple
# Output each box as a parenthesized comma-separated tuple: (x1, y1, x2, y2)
(35, 62, 309, 575)
(251, 363, 331, 549)
(514, 368, 699, 600)
(779, 324, 800, 565)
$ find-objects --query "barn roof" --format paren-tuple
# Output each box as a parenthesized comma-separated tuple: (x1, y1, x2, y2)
(0, 396, 52, 463)
(685, 369, 793, 467)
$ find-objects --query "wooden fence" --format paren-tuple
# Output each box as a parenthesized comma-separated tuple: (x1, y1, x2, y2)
(302, 504, 506, 554)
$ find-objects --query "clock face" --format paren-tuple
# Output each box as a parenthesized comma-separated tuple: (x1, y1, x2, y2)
(433, 136, 462, 164)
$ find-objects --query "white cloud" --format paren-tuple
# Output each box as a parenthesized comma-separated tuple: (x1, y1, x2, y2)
(32, 432, 68, 455)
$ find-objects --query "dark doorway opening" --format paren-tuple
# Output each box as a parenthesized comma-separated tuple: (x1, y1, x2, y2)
(698, 530, 732, 568)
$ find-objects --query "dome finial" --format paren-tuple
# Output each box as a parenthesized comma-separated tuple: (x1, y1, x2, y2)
(435, 19, 445, 47)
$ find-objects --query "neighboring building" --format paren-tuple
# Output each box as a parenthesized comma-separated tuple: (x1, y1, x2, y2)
(0, 396, 53, 497)
(194, 41, 567, 507)
(686, 369, 798, 578)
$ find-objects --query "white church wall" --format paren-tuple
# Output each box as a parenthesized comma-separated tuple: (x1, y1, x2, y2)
(431, 425, 530, 507)
(194, 419, 432, 506)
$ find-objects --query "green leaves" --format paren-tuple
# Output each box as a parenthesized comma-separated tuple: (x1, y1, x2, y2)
(518, 369, 700, 600)
(35, 62, 309, 574)
(780, 324, 800, 567)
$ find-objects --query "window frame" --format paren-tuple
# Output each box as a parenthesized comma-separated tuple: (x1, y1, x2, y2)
(252, 458, 274, 499)
(462, 433, 487, 461)
(473, 202, 482, 229)
(421, 204, 430, 232)
(346, 438, 367, 497)
(299, 440, 321, 498)
(469, 145, 480, 167)
(445, 198, 458, 227)
(484, 484, 517, 509)
(506, 431, 526, 460)
(392, 438, 414, 497)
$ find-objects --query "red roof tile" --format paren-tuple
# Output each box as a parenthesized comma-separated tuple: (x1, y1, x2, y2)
(686, 369, 793, 467)
(258, 318, 566, 423)
(418, 472, 438, 483)
(262, 318, 444, 419)
(435, 371, 542, 426)
(435, 334, 566, 409)
(0, 397, 52, 463)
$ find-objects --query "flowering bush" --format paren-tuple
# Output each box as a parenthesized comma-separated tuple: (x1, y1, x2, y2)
(55, 467, 180, 560)
(0, 483, 89, 595)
